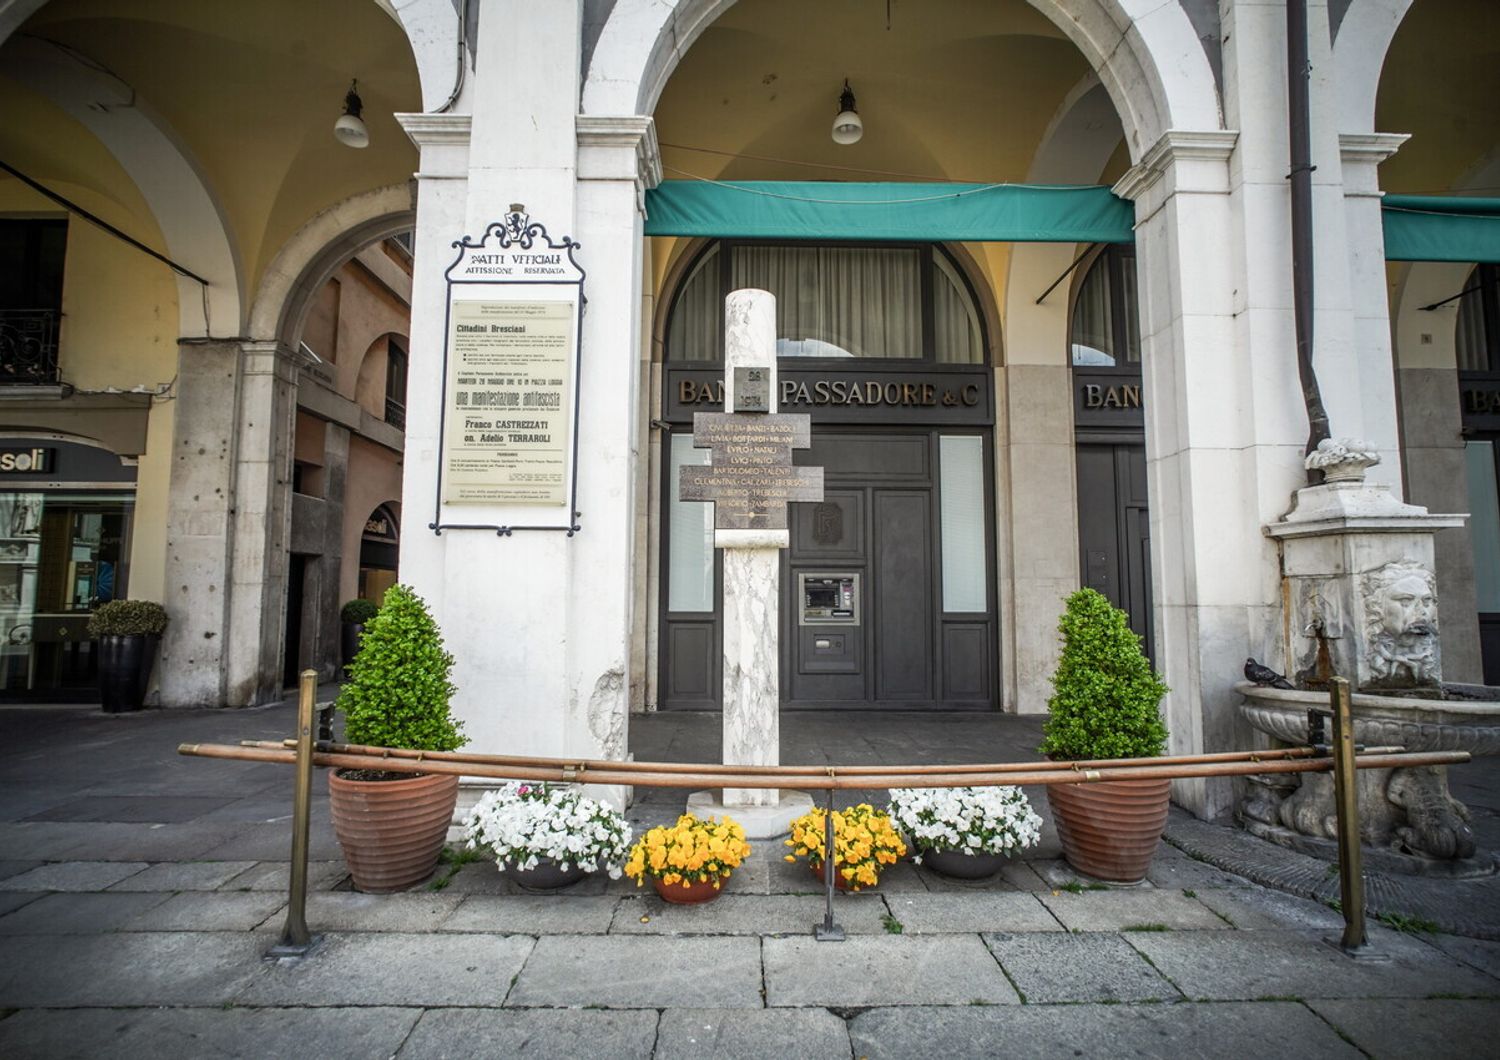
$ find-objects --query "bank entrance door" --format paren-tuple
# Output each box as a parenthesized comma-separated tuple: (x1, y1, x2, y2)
(661, 422, 995, 711)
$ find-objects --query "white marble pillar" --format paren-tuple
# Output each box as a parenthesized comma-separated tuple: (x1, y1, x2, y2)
(719, 291, 782, 808)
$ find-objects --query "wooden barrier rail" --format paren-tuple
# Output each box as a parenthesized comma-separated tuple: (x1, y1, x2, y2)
(181, 672, 1463, 956)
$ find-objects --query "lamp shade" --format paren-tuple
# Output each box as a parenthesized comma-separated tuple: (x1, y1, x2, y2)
(335, 81, 370, 149)
(831, 80, 862, 145)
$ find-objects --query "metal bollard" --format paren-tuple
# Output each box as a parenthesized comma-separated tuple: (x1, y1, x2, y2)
(1328, 677, 1382, 959)
(267, 669, 322, 959)
(813, 786, 845, 941)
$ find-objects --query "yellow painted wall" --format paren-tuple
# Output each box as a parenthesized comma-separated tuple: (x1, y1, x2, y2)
(0, 77, 180, 603)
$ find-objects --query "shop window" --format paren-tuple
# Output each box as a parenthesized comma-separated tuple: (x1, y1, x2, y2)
(666, 242, 985, 364)
(0, 219, 66, 385)
(939, 435, 987, 612)
(1457, 265, 1499, 374)
(1070, 246, 1140, 368)
(667, 433, 713, 612)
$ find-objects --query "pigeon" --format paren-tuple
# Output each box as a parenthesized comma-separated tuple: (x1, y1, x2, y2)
(1244, 657, 1294, 689)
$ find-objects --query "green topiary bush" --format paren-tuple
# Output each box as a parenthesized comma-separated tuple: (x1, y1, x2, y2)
(1039, 588, 1168, 761)
(88, 600, 169, 637)
(340, 598, 379, 624)
(336, 584, 465, 752)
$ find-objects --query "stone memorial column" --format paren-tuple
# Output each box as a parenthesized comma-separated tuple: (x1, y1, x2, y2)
(683, 289, 818, 837)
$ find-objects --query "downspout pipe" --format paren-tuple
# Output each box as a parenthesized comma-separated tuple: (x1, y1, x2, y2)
(1288, 0, 1331, 481)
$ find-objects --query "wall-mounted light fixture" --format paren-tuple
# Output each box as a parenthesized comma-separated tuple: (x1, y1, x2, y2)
(334, 79, 370, 149)
(831, 79, 863, 145)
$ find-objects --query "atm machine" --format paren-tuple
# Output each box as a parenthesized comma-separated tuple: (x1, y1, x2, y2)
(791, 571, 865, 700)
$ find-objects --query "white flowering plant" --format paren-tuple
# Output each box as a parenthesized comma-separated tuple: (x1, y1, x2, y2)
(461, 781, 632, 878)
(886, 785, 1043, 861)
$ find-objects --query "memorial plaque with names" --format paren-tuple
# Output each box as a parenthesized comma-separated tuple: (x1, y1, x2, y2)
(679, 412, 824, 530)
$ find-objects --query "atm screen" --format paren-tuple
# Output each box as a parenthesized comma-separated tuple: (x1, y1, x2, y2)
(799, 573, 859, 625)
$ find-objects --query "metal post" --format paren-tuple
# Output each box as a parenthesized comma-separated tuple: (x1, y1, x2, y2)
(267, 669, 322, 958)
(1328, 677, 1380, 958)
(813, 787, 845, 941)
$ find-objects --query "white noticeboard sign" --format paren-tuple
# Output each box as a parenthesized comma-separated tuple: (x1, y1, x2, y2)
(434, 209, 585, 536)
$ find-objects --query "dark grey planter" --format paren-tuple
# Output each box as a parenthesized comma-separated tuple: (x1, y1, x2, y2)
(501, 858, 591, 891)
(97, 633, 158, 713)
(920, 846, 1008, 880)
(340, 622, 365, 672)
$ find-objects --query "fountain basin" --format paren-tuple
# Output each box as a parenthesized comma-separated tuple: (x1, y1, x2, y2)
(1236, 682, 1500, 756)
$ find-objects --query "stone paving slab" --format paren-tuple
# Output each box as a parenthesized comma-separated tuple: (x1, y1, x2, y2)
(1037, 889, 1230, 931)
(0, 1005, 423, 1060)
(106, 860, 259, 892)
(654, 1008, 852, 1060)
(0, 859, 42, 881)
(0, 932, 267, 1006)
(611, 893, 888, 936)
(882, 892, 1061, 934)
(0, 860, 148, 892)
(909, 863, 1022, 893)
(1307, 998, 1500, 1058)
(219, 860, 348, 892)
(300, 892, 464, 932)
(0, 891, 172, 934)
(763, 935, 1019, 1008)
(192, 822, 345, 862)
(237, 932, 534, 1007)
(508, 936, 763, 1009)
(32, 821, 251, 862)
(23, 795, 238, 823)
(125, 891, 286, 931)
(441, 894, 620, 935)
(997, 861, 1052, 892)
(0, 892, 39, 917)
(1418, 931, 1500, 980)
(1190, 884, 1349, 932)
(1123, 929, 1500, 1001)
(398, 1007, 660, 1059)
(1144, 844, 1257, 890)
(0, 822, 100, 860)
(847, 1000, 1359, 1059)
(983, 931, 1182, 1003)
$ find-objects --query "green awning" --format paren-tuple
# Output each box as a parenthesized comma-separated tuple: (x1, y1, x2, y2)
(642, 180, 1136, 243)
(1382, 195, 1500, 263)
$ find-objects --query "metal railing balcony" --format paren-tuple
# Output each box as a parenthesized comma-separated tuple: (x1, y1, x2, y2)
(0, 308, 61, 386)
(384, 395, 406, 430)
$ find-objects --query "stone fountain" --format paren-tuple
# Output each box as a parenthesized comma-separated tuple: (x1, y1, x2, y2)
(1239, 439, 1496, 873)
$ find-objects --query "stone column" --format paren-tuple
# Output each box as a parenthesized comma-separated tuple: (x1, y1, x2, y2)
(160, 339, 296, 708)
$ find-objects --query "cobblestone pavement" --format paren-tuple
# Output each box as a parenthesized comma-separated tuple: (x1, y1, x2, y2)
(0, 699, 1497, 1058)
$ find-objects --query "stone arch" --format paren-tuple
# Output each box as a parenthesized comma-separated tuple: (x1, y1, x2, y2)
(583, 0, 1221, 160)
(246, 183, 415, 348)
(1333, 0, 1412, 133)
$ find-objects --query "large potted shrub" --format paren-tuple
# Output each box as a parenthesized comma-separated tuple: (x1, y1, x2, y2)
(88, 600, 168, 713)
(330, 584, 466, 892)
(339, 598, 378, 673)
(1039, 588, 1170, 883)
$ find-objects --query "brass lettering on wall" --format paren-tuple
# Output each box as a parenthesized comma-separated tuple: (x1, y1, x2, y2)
(1463, 388, 1500, 417)
(1082, 383, 1143, 410)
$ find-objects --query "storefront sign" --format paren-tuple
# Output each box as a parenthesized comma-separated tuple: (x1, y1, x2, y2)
(1464, 386, 1500, 425)
(1073, 371, 1145, 429)
(433, 207, 585, 534)
(0, 448, 52, 474)
(665, 368, 991, 425)
(679, 412, 823, 530)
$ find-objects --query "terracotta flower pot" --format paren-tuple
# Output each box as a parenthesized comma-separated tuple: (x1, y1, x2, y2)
(808, 861, 857, 891)
(1046, 776, 1171, 884)
(328, 770, 459, 893)
(652, 875, 725, 904)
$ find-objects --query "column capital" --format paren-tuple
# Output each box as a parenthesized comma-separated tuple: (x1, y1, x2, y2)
(1113, 129, 1239, 208)
(1340, 132, 1410, 197)
(396, 112, 472, 180)
(577, 115, 662, 211)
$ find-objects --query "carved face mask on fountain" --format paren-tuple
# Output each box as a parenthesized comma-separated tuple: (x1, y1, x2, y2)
(1362, 561, 1439, 685)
